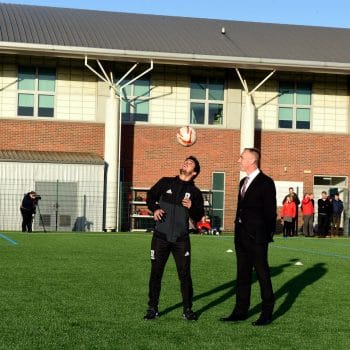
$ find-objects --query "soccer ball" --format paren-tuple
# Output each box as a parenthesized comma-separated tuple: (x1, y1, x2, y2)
(176, 126, 197, 147)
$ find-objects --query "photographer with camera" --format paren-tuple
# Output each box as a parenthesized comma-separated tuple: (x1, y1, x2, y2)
(20, 191, 39, 232)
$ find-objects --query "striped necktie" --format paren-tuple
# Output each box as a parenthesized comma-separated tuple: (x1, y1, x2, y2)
(241, 176, 249, 197)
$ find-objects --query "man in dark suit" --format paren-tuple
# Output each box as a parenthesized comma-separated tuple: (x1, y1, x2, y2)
(221, 147, 276, 326)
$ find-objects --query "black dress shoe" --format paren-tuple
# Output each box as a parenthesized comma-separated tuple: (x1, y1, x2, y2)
(252, 316, 272, 326)
(220, 314, 247, 322)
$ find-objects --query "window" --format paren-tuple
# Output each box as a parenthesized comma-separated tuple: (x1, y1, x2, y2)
(212, 172, 225, 229)
(278, 82, 311, 129)
(17, 66, 56, 117)
(190, 77, 224, 125)
(120, 77, 150, 122)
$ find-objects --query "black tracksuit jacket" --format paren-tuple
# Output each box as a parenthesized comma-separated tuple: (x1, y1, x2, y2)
(147, 176, 204, 242)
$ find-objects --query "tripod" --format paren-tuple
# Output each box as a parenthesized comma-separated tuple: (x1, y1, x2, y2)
(35, 202, 47, 233)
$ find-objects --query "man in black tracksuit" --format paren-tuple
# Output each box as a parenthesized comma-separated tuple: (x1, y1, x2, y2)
(144, 156, 204, 321)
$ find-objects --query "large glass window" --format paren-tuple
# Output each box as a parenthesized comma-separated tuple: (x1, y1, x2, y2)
(278, 82, 311, 129)
(190, 77, 224, 125)
(120, 77, 150, 122)
(17, 66, 56, 117)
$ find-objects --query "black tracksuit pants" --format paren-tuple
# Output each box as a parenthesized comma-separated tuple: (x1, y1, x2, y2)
(147, 235, 193, 311)
(21, 209, 33, 232)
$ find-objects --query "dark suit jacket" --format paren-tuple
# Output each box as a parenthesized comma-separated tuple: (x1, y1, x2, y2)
(235, 171, 277, 244)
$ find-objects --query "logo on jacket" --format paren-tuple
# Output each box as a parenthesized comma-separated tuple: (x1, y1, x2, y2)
(166, 189, 172, 194)
(184, 251, 190, 257)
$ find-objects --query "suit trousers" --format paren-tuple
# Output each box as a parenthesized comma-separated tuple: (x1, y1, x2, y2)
(147, 235, 193, 310)
(234, 225, 274, 316)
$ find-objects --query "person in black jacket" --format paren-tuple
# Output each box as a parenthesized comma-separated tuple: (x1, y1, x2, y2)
(20, 191, 38, 232)
(317, 191, 332, 237)
(144, 156, 204, 321)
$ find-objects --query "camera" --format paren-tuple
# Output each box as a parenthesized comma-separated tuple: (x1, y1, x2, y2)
(33, 195, 42, 203)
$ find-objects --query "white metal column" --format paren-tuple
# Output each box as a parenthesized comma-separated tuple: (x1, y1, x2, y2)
(85, 57, 153, 231)
(236, 68, 275, 179)
(236, 68, 276, 152)
(104, 91, 119, 230)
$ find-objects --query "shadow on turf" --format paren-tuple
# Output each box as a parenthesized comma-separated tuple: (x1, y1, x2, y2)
(160, 260, 327, 320)
(265, 262, 327, 321)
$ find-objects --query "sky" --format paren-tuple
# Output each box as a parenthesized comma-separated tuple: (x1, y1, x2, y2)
(3, 0, 350, 29)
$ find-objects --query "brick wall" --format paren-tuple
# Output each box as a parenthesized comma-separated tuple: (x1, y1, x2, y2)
(0, 119, 104, 157)
(121, 125, 350, 231)
(1, 119, 349, 231)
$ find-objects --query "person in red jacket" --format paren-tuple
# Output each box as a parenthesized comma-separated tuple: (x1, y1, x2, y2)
(280, 196, 296, 237)
(301, 193, 315, 237)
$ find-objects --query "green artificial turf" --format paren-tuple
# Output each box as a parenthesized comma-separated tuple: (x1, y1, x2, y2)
(0, 232, 349, 349)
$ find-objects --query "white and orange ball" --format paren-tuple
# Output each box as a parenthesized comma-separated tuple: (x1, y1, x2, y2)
(176, 126, 197, 147)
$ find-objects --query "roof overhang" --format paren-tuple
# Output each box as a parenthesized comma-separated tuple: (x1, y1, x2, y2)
(1, 41, 350, 75)
(0, 149, 105, 165)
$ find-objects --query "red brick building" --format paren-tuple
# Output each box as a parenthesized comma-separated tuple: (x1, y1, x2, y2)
(0, 4, 349, 232)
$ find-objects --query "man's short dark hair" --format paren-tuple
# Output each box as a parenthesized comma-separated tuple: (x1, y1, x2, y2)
(186, 156, 200, 177)
(244, 147, 261, 166)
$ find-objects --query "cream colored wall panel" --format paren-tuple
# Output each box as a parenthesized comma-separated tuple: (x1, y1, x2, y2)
(69, 107, 83, 115)
(81, 113, 95, 121)
(82, 76, 96, 83)
(324, 100, 336, 108)
(2, 78, 16, 88)
(0, 105, 16, 117)
(324, 95, 336, 103)
(82, 87, 96, 96)
(69, 98, 83, 106)
(163, 106, 177, 114)
(56, 81, 70, 89)
(82, 106, 95, 114)
(150, 116, 164, 124)
(335, 125, 348, 133)
(335, 108, 347, 118)
(312, 93, 325, 102)
(335, 100, 348, 109)
(56, 106, 70, 115)
(82, 94, 96, 102)
(174, 116, 189, 125)
(175, 106, 188, 115)
(313, 124, 326, 132)
(150, 104, 163, 113)
(175, 91, 189, 100)
(162, 114, 177, 121)
(82, 102, 95, 110)
(70, 88, 83, 95)
(68, 114, 84, 121)
(56, 94, 70, 102)
(323, 107, 335, 115)
(312, 107, 324, 116)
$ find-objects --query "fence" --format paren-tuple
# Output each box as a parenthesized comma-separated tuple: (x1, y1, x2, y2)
(0, 180, 132, 232)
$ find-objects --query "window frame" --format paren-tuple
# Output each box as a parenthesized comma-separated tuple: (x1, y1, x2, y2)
(17, 66, 56, 118)
(119, 76, 151, 123)
(211, 171, 225, 230)
(277, 81, 312, 130)
(189, 76, 225, 126)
